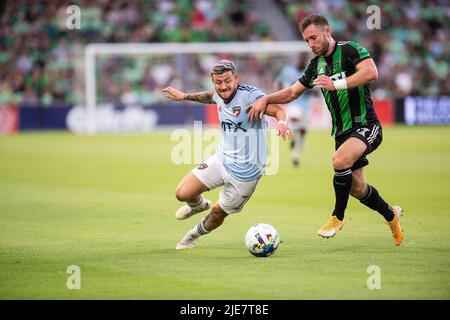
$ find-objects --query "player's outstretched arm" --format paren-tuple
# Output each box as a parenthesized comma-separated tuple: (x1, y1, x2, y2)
(313, 58, 378, 90)
(247, 81, 307, 121)
(265, 104, 292, 141)
(162, 87, 214, 104)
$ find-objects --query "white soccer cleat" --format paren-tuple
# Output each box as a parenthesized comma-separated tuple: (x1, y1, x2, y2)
(175, 231, 197, 250)
(175, 199, 212, 220)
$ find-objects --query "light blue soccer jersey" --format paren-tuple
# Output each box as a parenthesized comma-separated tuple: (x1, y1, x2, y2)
(213, 84, 268, 182)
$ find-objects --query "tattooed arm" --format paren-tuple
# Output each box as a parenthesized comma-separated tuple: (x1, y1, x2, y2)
(162, 87, 214, 104)
(185, 90, 215, 104)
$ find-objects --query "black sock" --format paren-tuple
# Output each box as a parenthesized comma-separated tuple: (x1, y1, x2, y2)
(359, 185, 395, 221)
(332, 168, 352, 221)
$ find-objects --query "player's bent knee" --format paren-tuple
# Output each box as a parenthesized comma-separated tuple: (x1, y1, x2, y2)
(174, 190, 184, 202)
(175, 186, 190, 202)
(332, 156, 351, 170)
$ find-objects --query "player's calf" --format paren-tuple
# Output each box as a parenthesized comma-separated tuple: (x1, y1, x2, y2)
(203, 205, 228, 231)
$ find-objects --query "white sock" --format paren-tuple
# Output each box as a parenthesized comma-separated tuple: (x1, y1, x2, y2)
(187, 196, 207, 210)
(190, 217, 210, 239)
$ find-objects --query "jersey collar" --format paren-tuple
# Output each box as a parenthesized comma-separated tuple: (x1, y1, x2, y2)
(323, 40, 337, 61)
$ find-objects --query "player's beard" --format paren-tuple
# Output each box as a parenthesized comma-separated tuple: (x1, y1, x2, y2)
(218, 88, 237, 103)
(311, 31, 330, 57)
(218, 90, 230, 100)
(318, 37, 330, 56)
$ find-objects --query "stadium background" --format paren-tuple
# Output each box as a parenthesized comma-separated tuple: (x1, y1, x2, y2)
(0, 0, 449, 301)
(0, 0, 448, 130)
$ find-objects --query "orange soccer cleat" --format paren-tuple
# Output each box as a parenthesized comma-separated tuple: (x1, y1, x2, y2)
(318, 215, 344, 238)
(386, 206, 404, 246)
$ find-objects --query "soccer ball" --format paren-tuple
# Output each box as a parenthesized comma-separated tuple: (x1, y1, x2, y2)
(245, 223, 280, 257)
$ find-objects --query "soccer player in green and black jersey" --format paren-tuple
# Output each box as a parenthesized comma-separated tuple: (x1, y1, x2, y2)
(247, 14, 404, 246)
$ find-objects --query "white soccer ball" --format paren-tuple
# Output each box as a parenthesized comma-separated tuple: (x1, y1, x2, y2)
(245, 223, 280, 257)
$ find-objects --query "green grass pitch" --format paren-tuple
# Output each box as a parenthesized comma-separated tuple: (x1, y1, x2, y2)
(0, 126, 449, 299)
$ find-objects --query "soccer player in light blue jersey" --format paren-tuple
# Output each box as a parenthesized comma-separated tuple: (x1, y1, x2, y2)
(276, 52, 313, 167)
(163, 60, 292, 250)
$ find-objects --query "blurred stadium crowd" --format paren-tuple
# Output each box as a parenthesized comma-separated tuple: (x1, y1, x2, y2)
(0, 0, 448, 107)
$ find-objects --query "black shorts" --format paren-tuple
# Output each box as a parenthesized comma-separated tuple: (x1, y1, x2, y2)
(335, 123, 383, 171)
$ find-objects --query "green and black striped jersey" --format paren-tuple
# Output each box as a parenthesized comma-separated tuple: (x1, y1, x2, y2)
(299, 41, 379, 137)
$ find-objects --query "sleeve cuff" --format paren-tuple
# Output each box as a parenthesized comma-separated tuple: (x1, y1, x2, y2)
(298, 79, 314, 89)
(353, 55, 371, 66)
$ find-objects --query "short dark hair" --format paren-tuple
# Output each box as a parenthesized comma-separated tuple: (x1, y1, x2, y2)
(210, 60, 236, 76)
(298, 15, 329, 33)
